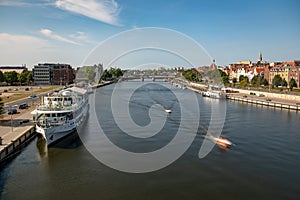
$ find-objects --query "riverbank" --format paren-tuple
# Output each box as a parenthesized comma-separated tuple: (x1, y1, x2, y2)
(0, 109, 35, 165)
(185, 81, 300, 111)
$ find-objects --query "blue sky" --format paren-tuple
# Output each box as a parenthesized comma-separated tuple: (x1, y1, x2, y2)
(0, 0, 299, 69)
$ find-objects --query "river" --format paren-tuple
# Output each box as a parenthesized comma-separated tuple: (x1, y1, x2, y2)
(1, 81, 299, 200)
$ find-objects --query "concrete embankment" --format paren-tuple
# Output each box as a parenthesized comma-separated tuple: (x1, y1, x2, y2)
(185, 82, 300, 111)
(96, 81, 115, 88)
(0, 126, 36, 164)
(227, 95, 300, 111)
(0, 106, 38, 164)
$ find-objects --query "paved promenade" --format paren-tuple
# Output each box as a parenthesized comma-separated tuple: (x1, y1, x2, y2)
(0, 108, 34, 152)
(227, 92, 300, 106)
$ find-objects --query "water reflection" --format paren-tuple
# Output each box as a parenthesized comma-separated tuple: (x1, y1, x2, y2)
(36, 136, 48, 158)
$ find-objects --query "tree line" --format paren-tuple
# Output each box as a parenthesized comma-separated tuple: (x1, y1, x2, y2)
(0, 71, 33, 85)
(100, 68, 123, 81)
(272, 75, 297, 90)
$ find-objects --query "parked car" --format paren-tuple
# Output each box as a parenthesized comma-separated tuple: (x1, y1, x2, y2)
(3, 89, 8, 92)
(28, 94, 37, 99)
(250, 92, 256, 95)
(19, 103, 29, 109)
(257, 94, 265, 97)
(266, 98, 272, 102)
(7, 108, 17, 115)
(25, 88, 29, 91)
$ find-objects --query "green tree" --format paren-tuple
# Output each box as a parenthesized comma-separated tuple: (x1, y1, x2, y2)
(182, 69, 201, 82)
(100, 69, 112, 81)
(232, 77, 237, 84)
(239, 75, 245, 82)
(206, 69, 227, 84)
(25, 71, 33, 85)
(282, 78, 288, 87)
(289, 78, 297, 90)
(239, 76, 249, 87)
(272, 75, 282, 87)
(18, 72, 27, 84)
(85, 66, 96, 83)
(222, 75, 229, 84)
(0, 71, 4, 82)
(251, 75, 259, 86)
(261, 78, 268, 86)
(4, 71, 18, 85)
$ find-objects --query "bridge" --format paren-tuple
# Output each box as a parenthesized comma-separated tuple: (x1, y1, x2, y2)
(120, 75, 175, 82)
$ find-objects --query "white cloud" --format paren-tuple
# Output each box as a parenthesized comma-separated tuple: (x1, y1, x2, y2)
(69, 31, 87, 40)
(40, 28, 80, 45)
(0, 0, 31, 6)
(0, 32, 47, 50)
(0, 0, 51, 7)
(0, 33, 49, 66)
(55, 0, 121, 26)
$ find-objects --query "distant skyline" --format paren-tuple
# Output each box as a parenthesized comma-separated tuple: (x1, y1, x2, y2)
(0, 0, 299, 69)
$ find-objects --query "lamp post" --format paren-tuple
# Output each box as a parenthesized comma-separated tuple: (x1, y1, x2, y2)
(10, 106, 13, 132)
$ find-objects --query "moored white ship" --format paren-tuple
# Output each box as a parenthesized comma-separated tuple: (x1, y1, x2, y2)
(202, 85, 227, 99)
(32, 87, 89, 146)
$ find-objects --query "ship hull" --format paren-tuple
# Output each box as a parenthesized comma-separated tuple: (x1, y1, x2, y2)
(36, 101, 89, 147)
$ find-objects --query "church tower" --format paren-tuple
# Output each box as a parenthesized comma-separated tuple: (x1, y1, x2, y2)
(258, 52, 262, 63)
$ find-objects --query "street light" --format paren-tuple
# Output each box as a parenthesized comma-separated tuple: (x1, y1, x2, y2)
(5, 105, 16, 132)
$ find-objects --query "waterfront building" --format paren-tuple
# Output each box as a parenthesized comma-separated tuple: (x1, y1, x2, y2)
(269, 66, 287, 85)
(0, 65, 27, 74)
(33, 63, 74, 85)
(288, 66, 300, 87)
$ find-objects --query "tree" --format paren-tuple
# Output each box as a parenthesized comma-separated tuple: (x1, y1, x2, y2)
(100, 69, 112, 81)
(262, 78, 268, 86)
(232, 77, 237, 85)
(85, 66, 96, 83)
(282, 78, 288, 87)
(182, 69, 201, 82)
(18, 72, 27, 84)
(4, 71, 18, 85)
(222, 75, 229, 84)
(0, 71, 4, 82)
(239, 76, 249, 87)
(239, 75, 245, 82)
(251, 75, 259, 86)
(25, 71, 33, 85)
(272, 75, 282, 87)
(289, 78, 297, 90)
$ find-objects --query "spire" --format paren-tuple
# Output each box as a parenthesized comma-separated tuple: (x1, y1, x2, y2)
(258, 52, 262, 62)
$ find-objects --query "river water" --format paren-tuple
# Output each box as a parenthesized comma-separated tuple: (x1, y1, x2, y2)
(1, 81, 300, 200)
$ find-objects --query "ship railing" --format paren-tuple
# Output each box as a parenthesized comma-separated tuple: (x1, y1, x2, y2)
(36, 104, 79, 111)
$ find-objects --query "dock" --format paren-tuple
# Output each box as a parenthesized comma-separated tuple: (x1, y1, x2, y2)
(0, 109, 36, 164)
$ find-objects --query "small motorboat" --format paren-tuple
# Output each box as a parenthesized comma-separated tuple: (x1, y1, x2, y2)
(165, 109, 172, 113)
(213, 136, 232, 148)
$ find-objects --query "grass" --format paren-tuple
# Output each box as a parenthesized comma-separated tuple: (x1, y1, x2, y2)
(1, 85, 62, 104)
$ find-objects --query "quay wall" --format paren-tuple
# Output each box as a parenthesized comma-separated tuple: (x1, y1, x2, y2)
(0, 126, 36, 164)
(230, 88, 300, 101)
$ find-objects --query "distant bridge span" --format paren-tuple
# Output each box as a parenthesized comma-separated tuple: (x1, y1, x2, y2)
(120, 75, 175, 81)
